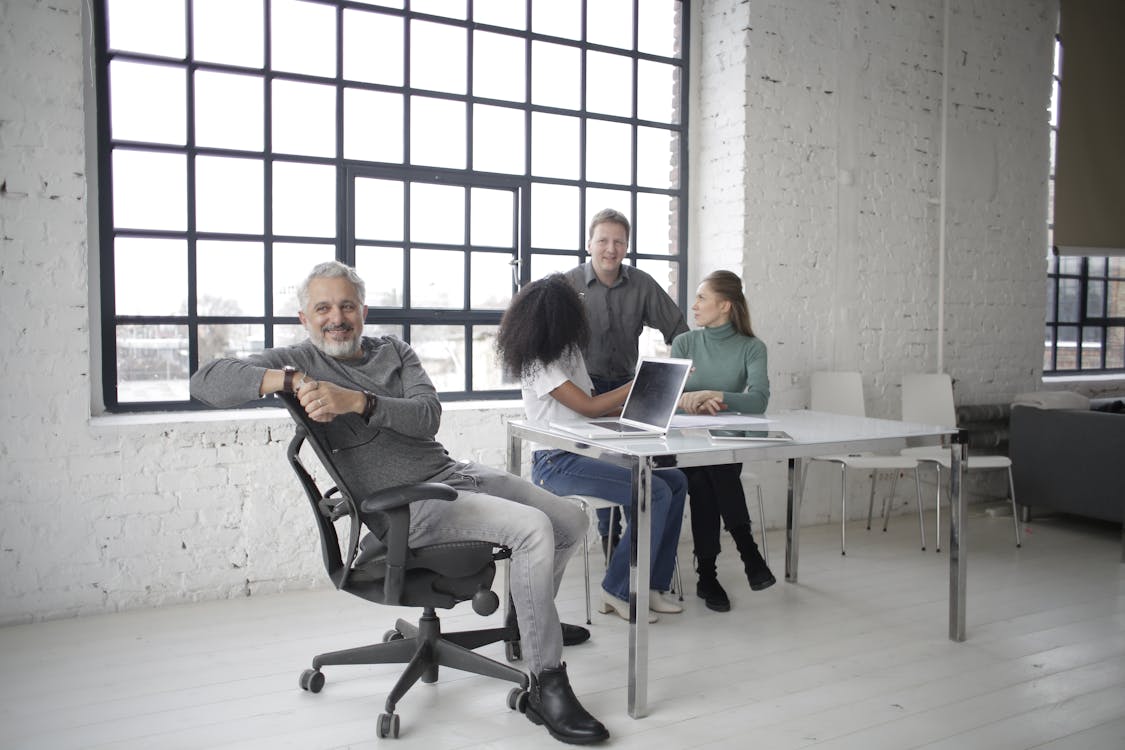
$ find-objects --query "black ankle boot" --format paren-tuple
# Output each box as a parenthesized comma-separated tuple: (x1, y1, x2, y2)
(730, 524, 776, 591)
(526, 662, 610, 745)
(507, 601, 591, 647)
(695, 556, 730, 612)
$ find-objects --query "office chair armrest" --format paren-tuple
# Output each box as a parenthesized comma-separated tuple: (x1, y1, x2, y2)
(358, 481, 458, 513)
(356, 482, 457, 605)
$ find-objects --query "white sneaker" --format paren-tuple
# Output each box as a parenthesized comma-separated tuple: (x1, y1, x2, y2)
(598, 591, 659, 623)
(649, 590, 684, 614)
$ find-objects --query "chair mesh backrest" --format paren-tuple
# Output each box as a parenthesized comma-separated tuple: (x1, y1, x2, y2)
(810, 371, 866, 417)
(902, 373, 956, 427)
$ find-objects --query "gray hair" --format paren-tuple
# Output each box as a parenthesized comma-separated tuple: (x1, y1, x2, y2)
(296, 261, 367, 311)
(587, 208, 631, 242)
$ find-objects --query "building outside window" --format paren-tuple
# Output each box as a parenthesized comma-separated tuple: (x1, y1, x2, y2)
(95, 0, 690, 410)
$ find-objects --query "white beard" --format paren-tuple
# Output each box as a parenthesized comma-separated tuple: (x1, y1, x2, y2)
(309, 326, 361, 359)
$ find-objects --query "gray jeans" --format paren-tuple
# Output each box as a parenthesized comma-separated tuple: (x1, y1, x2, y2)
(407, 461, 587, 674)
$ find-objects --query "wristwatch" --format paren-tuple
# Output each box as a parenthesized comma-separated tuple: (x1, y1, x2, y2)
(282, 365, 298, 393)
(361, 390, 378, 420)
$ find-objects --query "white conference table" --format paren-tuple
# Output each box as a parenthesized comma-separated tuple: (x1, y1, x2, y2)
(506, 409, 963, 718)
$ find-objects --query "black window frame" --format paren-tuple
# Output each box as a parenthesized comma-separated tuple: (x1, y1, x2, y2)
(93, 0, 691, 412)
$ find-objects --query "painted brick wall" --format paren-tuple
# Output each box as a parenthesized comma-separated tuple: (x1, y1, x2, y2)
(0, 0, 1105, 625)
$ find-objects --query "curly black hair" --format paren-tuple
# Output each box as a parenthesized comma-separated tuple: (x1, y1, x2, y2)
(496, 273, 590, 379)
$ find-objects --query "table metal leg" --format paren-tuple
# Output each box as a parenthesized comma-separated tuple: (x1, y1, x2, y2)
(627, 458, 652, 718)
(785, 457, 805, 583)
(949, 434, 967, 642)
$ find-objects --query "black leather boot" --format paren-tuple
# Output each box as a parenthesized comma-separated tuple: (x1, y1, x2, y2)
(507, 600, 591, 647)
(730, 523, 776, 591)
(526, 662, 610, 745)
(695, 555, 730, 612)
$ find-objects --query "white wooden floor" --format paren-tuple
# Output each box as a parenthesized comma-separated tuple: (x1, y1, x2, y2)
(3, 512, 1124, 750)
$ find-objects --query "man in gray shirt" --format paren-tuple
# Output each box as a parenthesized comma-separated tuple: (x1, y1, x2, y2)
(190, 261, 608, 745)
(564, 209, 688, 550)
(563, 208, 688, 395)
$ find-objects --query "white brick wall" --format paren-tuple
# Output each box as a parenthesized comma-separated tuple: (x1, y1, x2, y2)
(0, 0, 1115, 625)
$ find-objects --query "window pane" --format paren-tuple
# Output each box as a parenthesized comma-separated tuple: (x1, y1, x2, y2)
(193, 0, 263, 68)
(411, 21, 466, 94)
(531, 41, 579, 109)
(470, 252, 514, 309)
(586, 119, 632, 185)
(1057, 326, 1078, 369)
(470, 188, 516, 247)
(1081, 328, 1103, 369)
(195, 156, 263, 234)
(344, 89, 404, 163)
(116, 324, 189, 403)
(532, 0, 580, 40)
(1086, 279, 1106, 317)
(411, 249, 465, 308)
(1108, 280, 1125, 317)
(586, 51, 633, 118)
(112, 150, 186, 231)
(110, 61, 186, 145)
(410, 183, 465, 245)
(271, 0, 336, 77)
(587, 0, 633, 50)
(530, 183, 579, 249)
(531, 112, 579, 179)
(356, 246, 404, 307)
(355, 178, 405, 242)
(274, 324, 308, 348)
(272, 80, 336, 157)
(274, 242, 335, 315)
(1058, 256, 1082, 275)
(637, 126, 679, 189)
(638, 0, 680, 58)
(472, 104, 525, 174)
(1043, 325, 1054, 371)
(411, 0, 465, 20)
(411, 325, 465, 391)
(1088, 257, 1107, 276)
(474, 0, 526, 30)
(410, 97, 466, 169)
(114, 238, 187, 315)
(195, 71, 263, 151)
(473, 31, 526, 102)
(197, 240, 263, 315)
(585, 188, 631, 228)
(343, 10, 403, 85)
(199, 324, 264, 363)
(636, 193, 678, 255)
(472, 325, 513, 390)
(1106, 327, 1124, 369)
(530, 253, 580, 281)
(635, 259, 682, 306)
(107, 0, 185, 57)
(1057, 278, 1081, 322)
(273, 162, 336, 237)
(638, 59, 679, 124)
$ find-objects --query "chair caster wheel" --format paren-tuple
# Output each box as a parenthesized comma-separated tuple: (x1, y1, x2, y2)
(383, 629, 404, 642)
(507, 687, 529, 713)
(299, 668, 324, 693)
(377, 712, 400, 738)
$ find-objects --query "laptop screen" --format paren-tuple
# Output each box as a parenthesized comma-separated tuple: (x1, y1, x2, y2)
(619, 358, 693, 429)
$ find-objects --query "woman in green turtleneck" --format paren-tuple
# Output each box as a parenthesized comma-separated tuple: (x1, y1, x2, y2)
(671, 270, 776, 613)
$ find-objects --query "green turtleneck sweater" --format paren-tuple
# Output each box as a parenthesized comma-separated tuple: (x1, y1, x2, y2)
(670, 322, 769, 414)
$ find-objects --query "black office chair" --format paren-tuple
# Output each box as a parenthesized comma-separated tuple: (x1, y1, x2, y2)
(279, 393, 529, 738)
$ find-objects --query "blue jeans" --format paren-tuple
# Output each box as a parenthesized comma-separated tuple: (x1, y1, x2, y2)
(589, 374, 633, 539)
(532, 450, 687, 600)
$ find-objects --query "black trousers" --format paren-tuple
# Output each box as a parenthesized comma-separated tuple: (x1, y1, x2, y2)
(682, 463, 752, 559)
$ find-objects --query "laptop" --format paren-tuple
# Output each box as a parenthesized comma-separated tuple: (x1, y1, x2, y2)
(549, 357, 693, 439)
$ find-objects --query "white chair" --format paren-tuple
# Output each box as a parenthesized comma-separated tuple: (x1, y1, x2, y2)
(803, 371, 926, 555)
(900, 373, 1021, 550)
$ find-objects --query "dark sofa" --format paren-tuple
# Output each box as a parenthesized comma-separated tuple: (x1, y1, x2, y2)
(1009, 402, 1124, 524)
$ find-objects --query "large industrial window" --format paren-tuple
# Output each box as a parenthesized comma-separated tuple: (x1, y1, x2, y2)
(94, 0, 690, 410)
(1044, 35, 1125, 374)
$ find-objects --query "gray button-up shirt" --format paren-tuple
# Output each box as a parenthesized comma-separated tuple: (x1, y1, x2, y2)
(563, 263, 688, 382)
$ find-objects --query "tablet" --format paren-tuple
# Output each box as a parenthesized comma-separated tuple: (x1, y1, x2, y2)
(707, 429, 793, 442)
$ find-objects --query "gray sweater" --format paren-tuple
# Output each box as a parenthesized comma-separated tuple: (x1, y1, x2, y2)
(190, 337, 460, 496)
